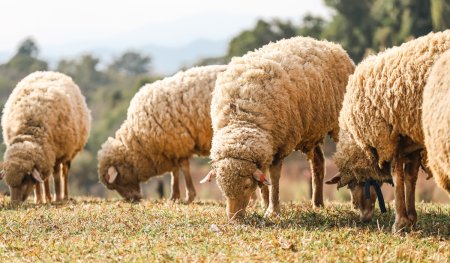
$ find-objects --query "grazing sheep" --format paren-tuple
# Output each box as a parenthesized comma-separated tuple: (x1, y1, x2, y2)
(422, 49, 450, 195)
(328, 30, 450, 232)
(202, 37, 354, 219)
(97, 65, 227, 203)
(1, 71, 90, 204)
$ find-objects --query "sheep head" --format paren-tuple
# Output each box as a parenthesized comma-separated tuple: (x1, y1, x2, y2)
(205, 158, 269, 220)
(98, 137, 142, 202)
(3, 142, 46, 204)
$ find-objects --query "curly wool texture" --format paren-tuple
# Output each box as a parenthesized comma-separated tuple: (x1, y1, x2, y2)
(211, 37, 355, 197)
(422, 50, 450, 194)
(339, 30, 450, 168)
(333, 131, 392, 188)
(98, 65, 227, 185)
(2, 71, 90, 186)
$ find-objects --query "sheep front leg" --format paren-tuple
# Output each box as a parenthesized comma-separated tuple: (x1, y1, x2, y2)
(264, 161, 282, 218)
(404, 153, 420, 226)
(310, 146, 325, 207)
(53, 163, 63, 202)
(44, 179, 52, 203)
(392, 151, 410, 233)
(169, 169, 181, 202)
(260, 185, 269, 209)
(180, 159, 196, 204)
(34, 183, 45, 204)
(62, 161, 71, 200)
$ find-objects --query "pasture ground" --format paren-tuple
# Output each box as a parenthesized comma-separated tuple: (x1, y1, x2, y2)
(0, 198, 448, 262)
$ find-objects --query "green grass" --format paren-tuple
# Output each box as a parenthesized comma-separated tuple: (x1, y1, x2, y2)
(0, 198, 448, 262)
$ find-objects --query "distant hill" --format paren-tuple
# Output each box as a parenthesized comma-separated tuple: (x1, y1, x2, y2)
(0, 38, 228, 75)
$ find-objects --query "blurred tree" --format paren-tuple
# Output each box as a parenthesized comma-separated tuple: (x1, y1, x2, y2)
(57, 54, 107, 94)
(297, 14, 326, 39)
(323, 0, 374, 62)
(226, 19, 298, 61)
(109, 51, 151, 75)
(431, 0, 450, 30)
(17, 38, 39, 57)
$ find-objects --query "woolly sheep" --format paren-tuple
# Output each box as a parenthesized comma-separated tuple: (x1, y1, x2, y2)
(97, 65, 227, 203)
(202, 36, 355, 219)
(1, 71, 91, 204)
(328, 30, 450, 232)
(422, 49, 450, 195)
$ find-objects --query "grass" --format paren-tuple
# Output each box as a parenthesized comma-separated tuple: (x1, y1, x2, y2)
(0, 197, 448, 262)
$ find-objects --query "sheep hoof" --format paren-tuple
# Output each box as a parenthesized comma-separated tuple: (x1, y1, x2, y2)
(408, 213, 418, 226)
(264, 207, 280, 218)
(312, 200, 324, 208)
(392, 217, 411, 233)
(184, 191, 196, 204)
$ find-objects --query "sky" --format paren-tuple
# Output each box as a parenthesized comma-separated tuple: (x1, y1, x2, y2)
(0, 0, 329, 52)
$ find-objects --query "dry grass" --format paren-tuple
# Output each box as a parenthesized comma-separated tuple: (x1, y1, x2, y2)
(0, 197, 448, 262)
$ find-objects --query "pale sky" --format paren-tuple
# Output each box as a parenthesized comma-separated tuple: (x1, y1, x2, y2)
(0, 0, 329, 52)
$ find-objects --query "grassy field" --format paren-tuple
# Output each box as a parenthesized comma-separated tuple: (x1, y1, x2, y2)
(0, 197, 448, 262)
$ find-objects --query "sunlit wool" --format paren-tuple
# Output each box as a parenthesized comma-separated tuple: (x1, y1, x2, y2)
(97, 65, 226, 201)
(422, 49, 450, 195)
(210, 36, 354, 200)
(2, 71, 90, 197)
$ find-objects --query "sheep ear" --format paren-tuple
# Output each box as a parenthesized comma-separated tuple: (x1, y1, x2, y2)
(0, 170, 4, 179)
(106, 166, 118, 184)
(31, 169, 44, 183)
(200, 170, 215, 184)
(325, 173, 341, 185)
(253, 169, 270, 185)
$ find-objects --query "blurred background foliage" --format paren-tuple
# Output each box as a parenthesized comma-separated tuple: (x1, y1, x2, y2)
(0, 0, 448, 202)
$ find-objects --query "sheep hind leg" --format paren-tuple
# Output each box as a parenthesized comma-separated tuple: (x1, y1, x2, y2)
(169, 169, 181, 202)
(53, 163, 63, 202)
(44, 179, 52, 203)
(180, 159, 196, 204)
(34, 183, 45, 204)
(392, 149, 410, 233)
(63, 161, 71, 201)
(310, 146, 325, 207)
(264, 161, 282, 218)
(404, 152, 420, 227)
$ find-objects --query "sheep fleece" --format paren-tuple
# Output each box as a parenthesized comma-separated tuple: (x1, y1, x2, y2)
(211, 36, 355, 196)
(422, 50, 450, 194)
(2, 71, 90, 186)
(339, 30, 450, 165)
(98, 65, 226, 183)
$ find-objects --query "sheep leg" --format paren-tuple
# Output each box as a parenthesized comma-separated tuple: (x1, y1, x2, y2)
(392, 150, 410, 233)
(44, 179, 52, 203)
(264, 161, 282, 218)
(310, 146, 325, 207)
(169, 169, 181, 201)
(63, 161, 71, 200)
(260, 185, 269, 209)
(404, 153, 420, 226)
(180, 159, 196, 204)
(53, 163, 63, 202)
(34, 183, 44, 204)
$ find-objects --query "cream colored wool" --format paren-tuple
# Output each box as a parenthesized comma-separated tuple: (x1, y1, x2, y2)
(422, 50, 450, 195)
(2, 71, 90, 187)
(339, 30, 450, 169)
(333, 131, 391, 188)
(98, 65, 226, 196)
(210, 36, 355, 198)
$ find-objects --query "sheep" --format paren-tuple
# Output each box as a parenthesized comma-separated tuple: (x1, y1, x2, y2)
(422, 49, 450, 195)
(327, 30, 450, 232)
(97, 65, 227, 203)
(1, 71, 91, 204)
(201, 36, 355, 220)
